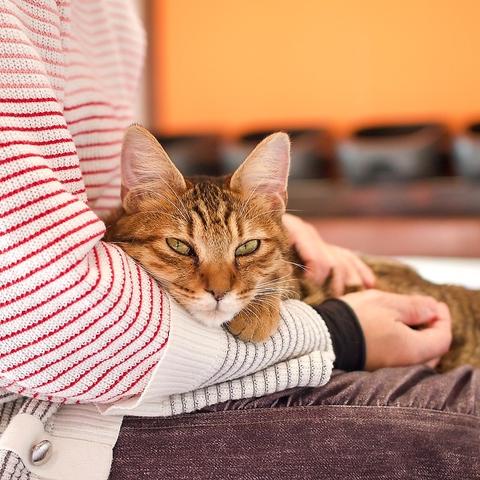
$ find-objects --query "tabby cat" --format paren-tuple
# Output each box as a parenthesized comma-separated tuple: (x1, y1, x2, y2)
(105, 125, 479, 372)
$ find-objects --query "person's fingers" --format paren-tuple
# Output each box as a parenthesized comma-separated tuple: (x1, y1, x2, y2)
(302, 232, 335, 284)
(303, 245, 334, 284)
(340, 256, 363, 288)
(285, 217, 333, 284)
(350, 254, 376, 288)
(281, 213, 301, 245)
(283, 214, 375, 289)
(335, 249, 368, 288)
(400, 295, 442, 326)
(377, 291, 440, 326)
(330, 265, 346, 296)
(425, 356, 441, 368)
(437, 301, 452, 324)
(402, 303, 452, 363)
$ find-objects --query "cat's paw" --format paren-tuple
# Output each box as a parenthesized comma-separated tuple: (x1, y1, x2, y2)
(227, 303, 280, 342)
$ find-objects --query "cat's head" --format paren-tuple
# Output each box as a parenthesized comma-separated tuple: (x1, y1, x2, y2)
(111, 125, 292, 327)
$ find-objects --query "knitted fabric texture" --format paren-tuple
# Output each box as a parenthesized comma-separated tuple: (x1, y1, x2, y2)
(100, 297, 334, 417)
(0, 0, 165, 404)
(0, 299, 334, 480)
(0, 1, 335, 479)
(0, 395, 58, 480)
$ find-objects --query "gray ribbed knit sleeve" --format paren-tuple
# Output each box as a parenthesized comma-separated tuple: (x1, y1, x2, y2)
(100, 297, 335, 417)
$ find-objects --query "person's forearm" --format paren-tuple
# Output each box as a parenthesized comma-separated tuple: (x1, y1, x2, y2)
(0, 170, 170, 403)
(0, 3, 167, 404)
(100, 298, 335, 416)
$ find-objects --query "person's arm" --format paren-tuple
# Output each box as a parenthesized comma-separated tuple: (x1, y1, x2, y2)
(317, 290, 452, 371)
(282, 214, 452, 369)
(100, 290, 452, 416)
(342, 290, 452, 370)
(100, 297, 336, 415)
(282, 213, 376, 295)
(0, 2, 168, 404)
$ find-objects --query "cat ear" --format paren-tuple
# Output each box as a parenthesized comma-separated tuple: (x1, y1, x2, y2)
(121, 125, 186, 212)
(230, 132, 290, 208)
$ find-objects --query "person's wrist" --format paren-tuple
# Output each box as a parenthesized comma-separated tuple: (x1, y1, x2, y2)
(315, 298, 366, 371)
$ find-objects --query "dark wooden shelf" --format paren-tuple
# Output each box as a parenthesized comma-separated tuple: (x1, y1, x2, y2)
(288, 178, 480, 217)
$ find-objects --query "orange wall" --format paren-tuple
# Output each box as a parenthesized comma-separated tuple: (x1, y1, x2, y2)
(151, 0, 480, 135)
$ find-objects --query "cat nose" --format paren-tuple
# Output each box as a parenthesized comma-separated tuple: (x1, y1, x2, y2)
(205, 289, 227, 302)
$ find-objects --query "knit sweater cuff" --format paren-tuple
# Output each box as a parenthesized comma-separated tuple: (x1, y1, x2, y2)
(315, 299, 366, 371)
(99, 296, 334, 417)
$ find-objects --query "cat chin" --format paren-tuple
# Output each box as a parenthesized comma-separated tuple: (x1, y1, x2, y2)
(184, 293, 245, 328)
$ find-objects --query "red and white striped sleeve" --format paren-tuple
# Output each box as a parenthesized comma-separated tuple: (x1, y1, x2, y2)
(0, 1, 170, 403)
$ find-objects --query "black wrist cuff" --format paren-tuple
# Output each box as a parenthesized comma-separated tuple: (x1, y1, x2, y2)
(315, 298, 366, 371)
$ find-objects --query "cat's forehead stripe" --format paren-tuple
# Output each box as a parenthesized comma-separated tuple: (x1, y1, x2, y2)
(192, 204, 208, 227)
(188, 183, 236, 228)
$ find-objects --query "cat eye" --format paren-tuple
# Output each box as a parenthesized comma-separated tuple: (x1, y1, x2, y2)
(166, 237, 193, 256)
(235, 239, 260, 257)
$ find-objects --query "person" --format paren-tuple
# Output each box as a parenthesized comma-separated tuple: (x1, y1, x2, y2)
(0, 1, 460, 479)
(283, 213, 452, 371)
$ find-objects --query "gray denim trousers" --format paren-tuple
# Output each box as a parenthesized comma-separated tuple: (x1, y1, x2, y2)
(110, 366, 480, 480)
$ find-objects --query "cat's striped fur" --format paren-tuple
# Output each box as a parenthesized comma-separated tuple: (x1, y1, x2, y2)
(106, 126, 299, 341)
(107, 125, 479, 371)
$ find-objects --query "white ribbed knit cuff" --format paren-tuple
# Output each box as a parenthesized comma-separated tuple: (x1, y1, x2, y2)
(98, 295, 229, 414)
(99, 296, 334, 416)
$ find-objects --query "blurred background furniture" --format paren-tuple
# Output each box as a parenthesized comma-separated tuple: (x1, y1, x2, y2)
(153, 133, 223, 176)
(145, 120, 480, 257)
(221, 127, 333, 178)
(453, 123, 480, 180)
(336, 123, 449, 184)
(134, 0, 480, 260)
(147, 122, 480, 258)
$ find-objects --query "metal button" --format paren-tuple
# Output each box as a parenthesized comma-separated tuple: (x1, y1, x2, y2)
(31, 439, 52, 465)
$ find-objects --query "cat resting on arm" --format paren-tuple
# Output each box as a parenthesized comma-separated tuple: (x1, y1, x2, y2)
(106, 125, 479, 372)
(107, 126, 298, 341)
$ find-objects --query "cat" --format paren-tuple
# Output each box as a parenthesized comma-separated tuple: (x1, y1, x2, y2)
(105, 125, 479, 372)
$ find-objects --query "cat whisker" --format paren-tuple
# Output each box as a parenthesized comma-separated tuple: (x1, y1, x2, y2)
(249, 294, 281, 305)
(254, 286, 296, 296)
(255, 290, 297, 299)
(155, 177, 191, 220)
(256, 286, 295, 293)
(254, 287, 296, 297)
(245, 208, 287, 222)
(281, 259, 308, 271)
(156, 211, 189, 222)
(256, 275, 294, 288)
(255, 283, 298, 294)
(240, 303, 263, 324)
(256, 276, 293, 285)
(255, 282, 289, 291)
(238, 182, 261, 219)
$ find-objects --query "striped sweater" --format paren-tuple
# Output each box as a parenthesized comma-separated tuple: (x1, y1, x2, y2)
(0, 1, 334, 479)
(0, 300, 333, 479)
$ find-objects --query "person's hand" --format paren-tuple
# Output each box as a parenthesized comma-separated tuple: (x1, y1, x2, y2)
(341, 290, 452, 370)
(282, 213, 375, 295)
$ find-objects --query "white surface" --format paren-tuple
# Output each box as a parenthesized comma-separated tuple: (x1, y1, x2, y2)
(398, 256, 480, 289)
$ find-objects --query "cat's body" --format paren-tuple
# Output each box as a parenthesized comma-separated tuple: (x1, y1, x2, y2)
(300, 257, 480, 371)
(107, 125, 479, 372)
